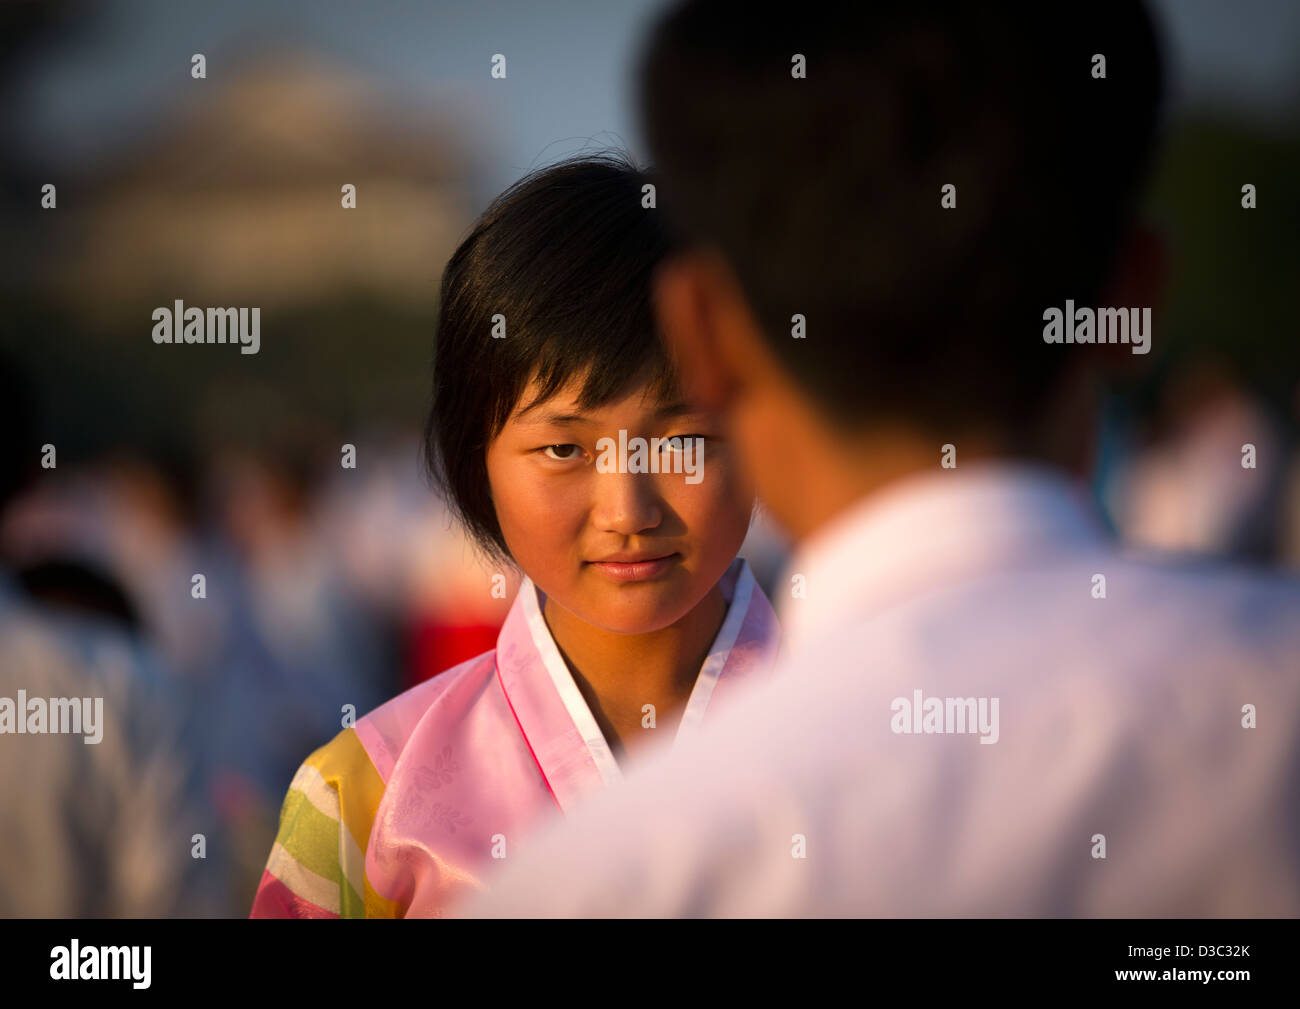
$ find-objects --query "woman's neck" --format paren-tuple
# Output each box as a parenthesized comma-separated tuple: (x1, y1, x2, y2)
(542, 583, 729, 761)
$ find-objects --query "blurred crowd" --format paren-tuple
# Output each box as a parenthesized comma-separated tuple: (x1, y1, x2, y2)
(2, 352, 1297, 915)
(0, 399, 523, 914)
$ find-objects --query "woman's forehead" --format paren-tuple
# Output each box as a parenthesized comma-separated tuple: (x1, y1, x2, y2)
(511, 372, 700, 425)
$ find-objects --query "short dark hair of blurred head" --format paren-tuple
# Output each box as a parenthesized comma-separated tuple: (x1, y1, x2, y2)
(425, 152, 682, 566)
(0, 353, 142, 631)
(638, 0, 1164, 444)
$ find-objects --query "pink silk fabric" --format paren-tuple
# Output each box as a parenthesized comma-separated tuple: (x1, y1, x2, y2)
(353, 557, 780, 916)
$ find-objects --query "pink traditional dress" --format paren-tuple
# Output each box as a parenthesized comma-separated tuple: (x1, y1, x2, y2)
(249, 556, 780, 917)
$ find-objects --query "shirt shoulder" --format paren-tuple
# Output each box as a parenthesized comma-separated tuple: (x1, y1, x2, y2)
(984, 549, 1300, 687)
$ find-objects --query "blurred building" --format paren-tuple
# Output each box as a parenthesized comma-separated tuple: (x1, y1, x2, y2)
(38, 53, 471, 313)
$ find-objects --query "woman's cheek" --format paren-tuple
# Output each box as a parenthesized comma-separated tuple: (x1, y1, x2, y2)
(698, 451, 753, 527)
(674, 464, 752, 553)
(490, 462, 543, 550)
(499, 467, 586, 553)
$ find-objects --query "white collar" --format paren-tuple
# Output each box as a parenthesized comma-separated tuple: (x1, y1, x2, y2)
(775, 462, 1108, 659)
(509, 557, 773, 799)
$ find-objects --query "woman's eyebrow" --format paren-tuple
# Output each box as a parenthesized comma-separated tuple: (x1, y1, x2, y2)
(513, 408, 591, 426)
(655, 401, 698, 418)
(513, 401, 702, 425)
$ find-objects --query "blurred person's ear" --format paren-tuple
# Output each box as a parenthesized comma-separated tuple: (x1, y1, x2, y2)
(652, 246, 780, 416)
(653, 245, 896, 543)
(1095, 222, 1167, 377)
(653, 247, 734, 414)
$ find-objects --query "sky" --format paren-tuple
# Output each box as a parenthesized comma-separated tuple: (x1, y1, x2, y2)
(10, 0, 1300, 210)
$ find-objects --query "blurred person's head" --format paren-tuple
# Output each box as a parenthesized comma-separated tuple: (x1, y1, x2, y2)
(0, 354, 144, 631)
(639, 0, 1167, 542)
(425, 152, 755, 635)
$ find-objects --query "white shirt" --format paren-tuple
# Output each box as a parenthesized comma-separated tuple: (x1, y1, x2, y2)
(457, 462, 1300, 916)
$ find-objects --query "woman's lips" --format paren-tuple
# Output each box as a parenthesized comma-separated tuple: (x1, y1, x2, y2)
(587, 553, 679, 582)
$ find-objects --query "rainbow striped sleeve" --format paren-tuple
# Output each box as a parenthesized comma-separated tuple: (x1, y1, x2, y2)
(249, 726, 402, 918)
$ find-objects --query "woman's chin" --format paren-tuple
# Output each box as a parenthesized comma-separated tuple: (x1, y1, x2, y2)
(571, 594, 695, 636)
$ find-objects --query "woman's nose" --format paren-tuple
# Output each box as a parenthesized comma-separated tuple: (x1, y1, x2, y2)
(590, 469, 663, 535)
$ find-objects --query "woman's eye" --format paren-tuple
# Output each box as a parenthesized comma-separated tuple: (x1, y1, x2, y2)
(542, 444, 583, 461)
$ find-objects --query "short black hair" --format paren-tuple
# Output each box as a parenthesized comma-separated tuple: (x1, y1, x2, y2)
(638, 0, 1165, 442)
(425, 152, 682, 566)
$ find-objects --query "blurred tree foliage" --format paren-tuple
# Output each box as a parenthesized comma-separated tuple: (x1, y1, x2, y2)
(0, 291, 436, 506)
(1135, 112, 1300, 424)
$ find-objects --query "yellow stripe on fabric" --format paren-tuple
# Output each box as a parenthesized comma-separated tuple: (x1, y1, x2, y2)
(265, 841, 340, 915)
(339, 821, 366, 918)
(290, 762, 366, 909)
(303, 726, 402, 918)
(289, 761, 342, 820)
(276, 787, 342, 884)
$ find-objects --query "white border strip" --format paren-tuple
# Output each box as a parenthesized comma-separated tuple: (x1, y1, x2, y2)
(673, 558, 753, 748)
(518, 575, 624, 786)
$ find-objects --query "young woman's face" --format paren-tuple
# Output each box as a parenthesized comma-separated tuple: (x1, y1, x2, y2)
(485, 372, 755, 634)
